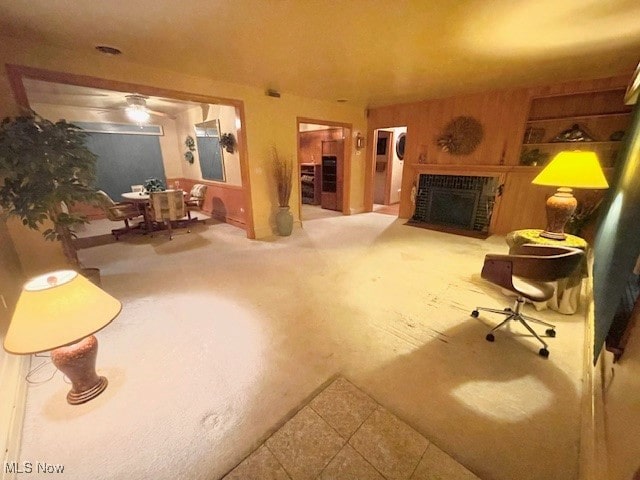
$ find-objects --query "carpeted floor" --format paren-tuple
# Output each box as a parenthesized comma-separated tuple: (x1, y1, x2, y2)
(373, 203, 400, 216)
(17, 212, 586, 480)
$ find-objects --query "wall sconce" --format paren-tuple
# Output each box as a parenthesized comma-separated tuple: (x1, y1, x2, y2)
(356, 133, 365, 150)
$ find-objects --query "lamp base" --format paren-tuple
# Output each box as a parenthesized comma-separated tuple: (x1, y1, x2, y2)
(50, 335, 108, 405)
(540, 187, 577, 241)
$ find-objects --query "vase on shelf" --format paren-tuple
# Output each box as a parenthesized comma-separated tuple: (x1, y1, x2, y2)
(276, 206, 293, 236)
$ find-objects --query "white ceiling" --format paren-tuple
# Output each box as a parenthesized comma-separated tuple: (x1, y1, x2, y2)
(24, 79, 199, 117)
(2, 0, 640, 107)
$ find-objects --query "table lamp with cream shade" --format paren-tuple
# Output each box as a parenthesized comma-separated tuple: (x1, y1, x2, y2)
(532, 150, 609, 240)
(4, 270, 121, 405)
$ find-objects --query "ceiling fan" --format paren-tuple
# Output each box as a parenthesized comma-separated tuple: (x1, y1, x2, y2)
(94, 94, 174, 122)
(122, 94, 173, 122)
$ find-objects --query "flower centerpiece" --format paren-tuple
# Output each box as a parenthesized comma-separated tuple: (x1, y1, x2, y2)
(143, 178, 165, 192)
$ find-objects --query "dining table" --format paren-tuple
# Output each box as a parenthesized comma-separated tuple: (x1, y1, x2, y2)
(121, 191, 154, 232)
(121, 190, 187, 233)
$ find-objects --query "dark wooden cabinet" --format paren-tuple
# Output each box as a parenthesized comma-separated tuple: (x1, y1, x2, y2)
(298, 128, 343, 165)
(320, 140, 343, 211)
(300, 163, 321, 205)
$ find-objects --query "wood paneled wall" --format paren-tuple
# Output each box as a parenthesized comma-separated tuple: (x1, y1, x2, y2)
(298, 128, 343, 164)
(367, 75, 632, 234)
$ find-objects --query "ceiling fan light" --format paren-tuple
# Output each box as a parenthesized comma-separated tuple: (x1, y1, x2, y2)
(126, 105, 150, 123)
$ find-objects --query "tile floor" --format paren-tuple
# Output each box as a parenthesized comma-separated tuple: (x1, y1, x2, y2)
(223, 377, 479, 480)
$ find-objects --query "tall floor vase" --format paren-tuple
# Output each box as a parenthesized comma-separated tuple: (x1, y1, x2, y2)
(276, 206, 293, 236)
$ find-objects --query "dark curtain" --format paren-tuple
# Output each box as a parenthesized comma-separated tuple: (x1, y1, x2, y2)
(593, 104, 640, 362)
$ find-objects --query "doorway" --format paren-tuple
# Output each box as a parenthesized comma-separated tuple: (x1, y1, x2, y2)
(297, 118, 352, 222)
(371, 126, 406, 216)
(7, 65, 255, 238)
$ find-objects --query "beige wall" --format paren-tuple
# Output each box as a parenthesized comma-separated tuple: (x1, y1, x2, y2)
(0, 218, 29, 471)
(0, 35, 367, 258)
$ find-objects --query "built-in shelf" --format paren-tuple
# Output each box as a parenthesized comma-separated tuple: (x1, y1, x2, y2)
(526, 111, 632, 123)
(300, 163, 321, 205)
(520, 88, 632, 167)
(522, 141, 622, 147)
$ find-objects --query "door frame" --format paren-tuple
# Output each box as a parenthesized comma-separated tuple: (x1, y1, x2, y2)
(373, 129, 395, 206)
(365, 124, 407, 212)
(296, 117, 353, 218)
(5, 64, 256, 239)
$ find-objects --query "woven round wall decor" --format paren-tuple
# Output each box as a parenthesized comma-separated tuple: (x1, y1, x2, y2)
(436, 116, 484, 155)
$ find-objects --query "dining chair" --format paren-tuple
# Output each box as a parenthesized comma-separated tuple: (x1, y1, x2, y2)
(471, 244, 584, 357)
(95, 190, 143, 239)
(149, 190, 190, 240)
(185, 184, 208, 221)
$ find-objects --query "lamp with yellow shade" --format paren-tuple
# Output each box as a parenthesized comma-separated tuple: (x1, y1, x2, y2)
(4, 270, 121, 405)
(532, 150, 609, 240)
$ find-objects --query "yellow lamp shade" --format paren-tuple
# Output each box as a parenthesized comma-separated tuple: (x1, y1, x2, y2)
(4, 270, 121, 354)
(532, 150, 609, 189)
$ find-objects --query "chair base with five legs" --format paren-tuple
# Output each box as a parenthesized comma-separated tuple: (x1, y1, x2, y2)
(471, 244, 584, 358)
(472, 296, 557, 357)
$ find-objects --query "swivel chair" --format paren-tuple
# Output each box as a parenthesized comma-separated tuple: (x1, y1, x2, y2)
(185, 184, 207, 221)
(95, 190, 143, 240)
(471, 244, 584, 357)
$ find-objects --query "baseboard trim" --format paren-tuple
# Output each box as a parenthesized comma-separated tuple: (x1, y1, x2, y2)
(0, 354, 30, 480)
(208, 211, 246, 230)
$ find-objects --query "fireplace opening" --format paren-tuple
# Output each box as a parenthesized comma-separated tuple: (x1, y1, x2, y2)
(409, 174, 499, 237)
(427, 188, 480, 229)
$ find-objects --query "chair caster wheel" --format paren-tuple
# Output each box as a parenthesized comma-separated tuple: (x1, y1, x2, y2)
(471, 310, 479, 318)
(539, 348, 549, 358)
(486, 333, 495, 342)
(545, 328, 556, 337)
(504, 307, 512, 312)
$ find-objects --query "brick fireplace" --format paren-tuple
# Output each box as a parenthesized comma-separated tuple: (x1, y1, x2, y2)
(409, 174, 500, 237)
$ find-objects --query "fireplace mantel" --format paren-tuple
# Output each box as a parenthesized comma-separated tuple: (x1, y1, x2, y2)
(409, 164, 540, 177)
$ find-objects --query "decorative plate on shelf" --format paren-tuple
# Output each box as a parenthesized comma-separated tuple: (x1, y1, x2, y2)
(552, 124, 595, 142)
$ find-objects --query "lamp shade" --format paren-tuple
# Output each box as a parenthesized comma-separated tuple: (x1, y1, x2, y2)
(4, 270, 121, 354)
(531, 150, 609, 189)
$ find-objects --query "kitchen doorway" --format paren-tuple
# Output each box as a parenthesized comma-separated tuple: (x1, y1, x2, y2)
(297, 118, 352, 222)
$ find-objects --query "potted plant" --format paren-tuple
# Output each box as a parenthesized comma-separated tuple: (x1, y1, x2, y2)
(220, 133, 236, 154)
(272, 146, 293, 236)
(0, 112, 98, 270)
(143, 177, 165, 192)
